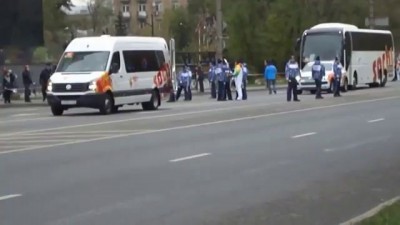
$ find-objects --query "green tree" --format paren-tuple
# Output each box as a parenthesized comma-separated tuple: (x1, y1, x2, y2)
(87, 0, 114, 34)
(168, 8, 192, 50)
(115, 12, 127, 36)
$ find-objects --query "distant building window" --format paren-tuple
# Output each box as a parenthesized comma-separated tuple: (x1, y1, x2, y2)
(172, 1, 180, 9)
(155, 3, 163, 12)
(139, 4, 146, 12)
(122, 4, 129, 12)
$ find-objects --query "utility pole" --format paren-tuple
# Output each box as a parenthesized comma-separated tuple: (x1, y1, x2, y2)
(216, 0, 223, 60)
(369, 0, 374, 29)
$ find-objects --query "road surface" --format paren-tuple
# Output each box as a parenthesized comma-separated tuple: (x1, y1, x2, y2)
(1, 85, 400, 225)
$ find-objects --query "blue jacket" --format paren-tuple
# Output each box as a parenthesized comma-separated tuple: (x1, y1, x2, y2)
(208, 65, 216, 82)
(222, 64, 231, 82)
(285, 61, 300, 79)
(333, 61, 342, 79)
(242, 64, 248, 81)
(264, 65, 277, 80)
(178, 69, 191, 87)
(311, 60, 325, 80)
(216, 63, 226, 82)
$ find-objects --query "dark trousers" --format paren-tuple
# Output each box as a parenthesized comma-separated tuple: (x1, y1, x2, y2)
(176, 85, 191, 101)
(210, 81, 216, 99)
(24, 84, 31, 102)
(242, 79, 247, 100)
(287, 77, 299, 101)
(3, 89, 12, 103)
(198, 79, 204, 93)
(217, 81, 226, 101)
(224, 79, 232, 100)
(334, 79, 341, 96)
(41, 86, 47, 101)
(315, 79, 322, 98)
(266, 79, 277, 94)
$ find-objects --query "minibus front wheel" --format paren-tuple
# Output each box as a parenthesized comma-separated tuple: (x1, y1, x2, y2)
(99, 92, 114, 115)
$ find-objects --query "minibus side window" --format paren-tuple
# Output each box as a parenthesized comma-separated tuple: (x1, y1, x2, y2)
(111, 51, 120, 72)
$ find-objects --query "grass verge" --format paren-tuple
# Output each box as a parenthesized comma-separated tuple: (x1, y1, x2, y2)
(358, 201, 400, 225)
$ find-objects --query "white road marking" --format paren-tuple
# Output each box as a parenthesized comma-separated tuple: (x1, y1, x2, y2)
(367, 118, 385, 123)
(170, 153, 211, 162)
(324, 136, 390, 153)
(339, 196, 400, 225)
(0, 101, 281, 136)
(0, 194, 22, 201)
(292, 132, 317, 139)
(0, 116, 54, 124)
(0, 96, 398, 156)
(10, 113, 40, 117)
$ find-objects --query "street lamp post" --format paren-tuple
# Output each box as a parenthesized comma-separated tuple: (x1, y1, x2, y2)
(151, 1, 156, 36)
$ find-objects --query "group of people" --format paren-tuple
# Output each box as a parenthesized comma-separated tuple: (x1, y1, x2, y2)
(208, 59, 248, 101)
(284, 55, 343, 102)
(2, 63, 54, 104)
(175, 59, 248, 102)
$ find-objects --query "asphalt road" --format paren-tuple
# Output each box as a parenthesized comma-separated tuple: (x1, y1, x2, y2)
(1, 85, 400, 225)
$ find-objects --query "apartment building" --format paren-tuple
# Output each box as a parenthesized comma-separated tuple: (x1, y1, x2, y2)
(113, 0, 188, 35)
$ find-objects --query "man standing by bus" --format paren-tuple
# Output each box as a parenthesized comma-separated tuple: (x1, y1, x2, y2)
(333, 57, 342, 97)
(311, 56, 325, 99)
(208, 62, 217, 99)
(285, 56, 300, 102)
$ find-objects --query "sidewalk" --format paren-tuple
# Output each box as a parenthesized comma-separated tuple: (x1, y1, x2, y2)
(0, 85, 286, 108)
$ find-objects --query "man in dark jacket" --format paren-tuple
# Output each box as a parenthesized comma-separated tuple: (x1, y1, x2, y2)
(39, 63, 52, 102)
(22, 65, 33, 102)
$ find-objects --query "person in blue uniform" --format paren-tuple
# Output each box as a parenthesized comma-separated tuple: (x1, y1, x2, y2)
(242, 62, 248, 100)
(311, 56, 325, 99)
(208, 62, 217, 99)
(333, 57, 342, 97)
(285, 55, 300, 102)
(176, 66, 191, 101)
(216, 59, 226, 101)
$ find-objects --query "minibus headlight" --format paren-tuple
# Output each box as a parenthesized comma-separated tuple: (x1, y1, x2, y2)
(88, 80, 97, 91)
(47, 81, 53, 92)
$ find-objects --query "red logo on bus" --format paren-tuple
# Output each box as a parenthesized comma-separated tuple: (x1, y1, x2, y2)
(372, 46, 394, 82)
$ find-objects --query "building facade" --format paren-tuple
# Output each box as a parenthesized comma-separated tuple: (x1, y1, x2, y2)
(113, 0, 188, 35)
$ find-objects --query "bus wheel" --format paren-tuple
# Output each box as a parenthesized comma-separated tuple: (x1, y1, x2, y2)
(142, 90, 160, 111)
(341, 78, 348, 92)
(99, 92, 114, 115)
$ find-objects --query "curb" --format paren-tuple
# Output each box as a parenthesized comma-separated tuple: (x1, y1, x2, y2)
(0, 86, 286, 108)
(339, 196, 400, 225)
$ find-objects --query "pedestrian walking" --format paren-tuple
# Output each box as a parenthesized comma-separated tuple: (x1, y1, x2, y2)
(242, 62, 248, 100)
(232, 60, 243, 101)
(22, 65, 33, 102)
(311, 56, 325, 99)
(2, 69, 16, 104)
(39, 62, 52, 102)
(176, 66, 192, 101)
(208, 62, 217, 99)
(285, 55, 300, 102)
(333, 57, 342, 97)
(264, 60, 277, 94)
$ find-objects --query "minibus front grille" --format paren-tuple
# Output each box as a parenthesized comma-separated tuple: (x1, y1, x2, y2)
(52, 83, 88, 92)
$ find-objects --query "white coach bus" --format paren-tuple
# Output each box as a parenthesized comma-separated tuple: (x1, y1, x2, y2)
(296, 23, 395, 94)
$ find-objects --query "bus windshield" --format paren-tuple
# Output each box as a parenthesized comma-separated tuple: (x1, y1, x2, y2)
(57, 51, 110, 73)
(302, 32, 343, 62)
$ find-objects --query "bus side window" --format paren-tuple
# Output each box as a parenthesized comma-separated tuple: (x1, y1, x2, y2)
(344, 32, 351, 70)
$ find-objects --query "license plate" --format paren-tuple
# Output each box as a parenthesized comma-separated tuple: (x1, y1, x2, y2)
(61, 100, 76, 105)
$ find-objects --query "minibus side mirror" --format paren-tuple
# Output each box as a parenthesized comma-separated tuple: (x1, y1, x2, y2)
(109, 63, 119, 75)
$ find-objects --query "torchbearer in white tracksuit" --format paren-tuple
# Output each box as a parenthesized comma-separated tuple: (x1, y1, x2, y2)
(232, 61, 243, 101)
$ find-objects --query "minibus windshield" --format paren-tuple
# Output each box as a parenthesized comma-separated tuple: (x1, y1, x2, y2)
(57, 51, 110, 73)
